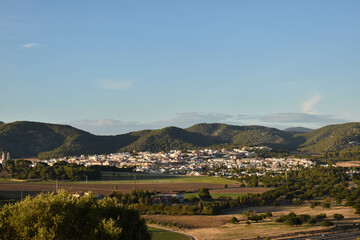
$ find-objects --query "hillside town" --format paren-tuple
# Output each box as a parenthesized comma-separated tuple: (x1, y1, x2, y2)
(35, 147, 314, 177)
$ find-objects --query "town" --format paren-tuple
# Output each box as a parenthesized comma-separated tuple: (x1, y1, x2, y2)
(36, 146, 314, 178)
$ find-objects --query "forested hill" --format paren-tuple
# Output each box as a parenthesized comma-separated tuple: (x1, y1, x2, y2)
(0, 121, 137, 159)
(298, 122, 360, 152)
(0, 121, 359, 159)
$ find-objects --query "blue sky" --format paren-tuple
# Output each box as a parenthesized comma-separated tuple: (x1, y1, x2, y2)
(1, 0, 359, 134)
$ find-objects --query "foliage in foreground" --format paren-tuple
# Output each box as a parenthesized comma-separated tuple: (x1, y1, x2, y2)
(0, 190, 150, 240)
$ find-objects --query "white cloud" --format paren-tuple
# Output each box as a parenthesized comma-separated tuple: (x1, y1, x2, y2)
(21, 43, 38, 48)
(258, 113, 345, 124)
(96, 80, 132, 90)
(69, 119, 150, 135)
(154, 112, 234, 127)
(69, 113, 236, 135)
(302, 95, 321, 114)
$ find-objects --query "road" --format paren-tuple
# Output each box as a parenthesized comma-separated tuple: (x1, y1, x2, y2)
(282, 230, 360, 240)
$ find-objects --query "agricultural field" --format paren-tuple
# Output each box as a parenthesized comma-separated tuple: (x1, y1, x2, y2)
(146, 202, 360, 240)
(100, 172, 237, 184)
(0, 173, 242, 199)
(148, 226, 191, 240)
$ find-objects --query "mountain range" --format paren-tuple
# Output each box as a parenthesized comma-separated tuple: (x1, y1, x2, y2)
(0, 121, 359, 159)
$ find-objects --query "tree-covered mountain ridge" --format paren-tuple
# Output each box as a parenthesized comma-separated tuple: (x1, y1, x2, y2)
(0, 121, 359, 159)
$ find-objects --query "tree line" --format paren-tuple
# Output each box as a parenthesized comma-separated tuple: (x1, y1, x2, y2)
(0, 160, 133, 181)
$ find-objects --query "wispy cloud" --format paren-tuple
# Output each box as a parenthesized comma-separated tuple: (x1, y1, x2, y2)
(21, 43, 38, 48)
(69, 111, 348, 135)
(258, 113, 345, 124)
(96, 80, 132, 90)
(154, 112, 234, 127)
(69, 119, 150, 135)
(302, 95, 321, 114)
(69, 112, 236, 135)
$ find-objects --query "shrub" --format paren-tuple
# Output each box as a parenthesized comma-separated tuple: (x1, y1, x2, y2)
(249, 214, 263, 222)
(333, 213, 344, 220)
(322, 203, 331, 208)
(321, 219, 334, 226)
(308, 217, 317, 224)
(310, 201, 321, 208)
(315, 213, 327, 220)
(285, 217, 302, 226)
(264, 212, 273, 218)
(228, 216, 238, 224)
(298, 214, 311, 223)
(293, 198, 303, 206)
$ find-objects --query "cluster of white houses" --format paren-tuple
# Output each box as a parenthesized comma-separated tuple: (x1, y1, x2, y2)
(38, 147, 314, 177)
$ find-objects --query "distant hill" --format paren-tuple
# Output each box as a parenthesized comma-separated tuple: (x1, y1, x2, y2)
(283, 127, 314, 133)
(120, 126, 223, 153)
(0, 121, 137, 159)
(0, 121, 359, 159)
(298, 122, 360, 152)
(187, 123, 301, 149)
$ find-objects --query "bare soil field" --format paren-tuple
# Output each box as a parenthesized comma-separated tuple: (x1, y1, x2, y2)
(0, 182, 242, 198)
(336, 161, 360, 167)
(146, 202, 360, 240)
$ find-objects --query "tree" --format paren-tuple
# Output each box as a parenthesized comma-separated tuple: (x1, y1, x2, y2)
(198, 188, 212, 200)
(0, 190, 150, 240)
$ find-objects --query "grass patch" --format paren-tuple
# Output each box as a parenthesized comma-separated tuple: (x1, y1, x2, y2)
(148, 227, 191, 240)
(49, 174, 237, 184)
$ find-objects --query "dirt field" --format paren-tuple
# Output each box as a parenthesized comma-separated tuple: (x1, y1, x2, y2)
(145, 202, 360, 240)
(336, 161, 360, 167)
(0, 181, 247, 199)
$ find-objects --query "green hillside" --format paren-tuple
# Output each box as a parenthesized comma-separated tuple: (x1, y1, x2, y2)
(0, 121, 138, 159)
(0, 121, 359, 159)
(121, 126, 223, 152)
(298, 122, 360, 152)
(187, 123, 301, 149)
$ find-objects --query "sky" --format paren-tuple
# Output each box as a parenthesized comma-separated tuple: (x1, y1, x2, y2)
(1, 0, 359, 135)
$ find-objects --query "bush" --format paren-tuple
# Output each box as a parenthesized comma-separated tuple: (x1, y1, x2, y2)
(285, 217, 302, 226)
(308, 217, 317, 224)
(322, 203, 331, 208)
(249, 214, 263, 222)
(310, 201, 321, 208)
(321, 219, 334, 226)
(228, 216, 238, 223)
(315, 213, 327, 221)
(333, 213, 344, 220)
(264, 212, 273, 218)
(298, 214, 311, 223)
(293, 198, 303, 206)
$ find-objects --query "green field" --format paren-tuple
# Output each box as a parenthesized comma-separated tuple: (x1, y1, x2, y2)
(185, 192, 246, 199)
(64, 173, 236, 184)
(148, 227, 191, 240)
